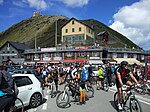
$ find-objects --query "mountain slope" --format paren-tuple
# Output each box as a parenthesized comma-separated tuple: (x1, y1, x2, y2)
(0, 15, 68, 48)
(0, 15, 140, 49)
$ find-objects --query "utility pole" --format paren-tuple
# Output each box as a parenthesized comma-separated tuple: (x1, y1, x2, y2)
(35, 33, 37, 51)
(55, 20, 57, 47)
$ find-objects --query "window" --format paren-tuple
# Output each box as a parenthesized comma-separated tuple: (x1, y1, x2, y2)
(67, 52, 72, 57)
(12, 51, 15, 53)
(72, 28, 75, 32)
(7, 51, 9, 53)
(3, 51, 5, 53)
(65, 29, 68, 33)
(55, 53, 60, 57)
(78, 52, 85, 57)
(79, 36, 82, 40)
(13, 76, 33, 87)
(2, 56, 4, 59)
(79, 27, 81, 31)
(72, 20, 74, 25)
(93, 52, 98, 57)
(12, 56, 15, 58)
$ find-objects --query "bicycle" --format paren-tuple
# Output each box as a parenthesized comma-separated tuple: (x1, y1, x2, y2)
(13, 97, 24, 112)
(1, 97, 24, 112)
(56, 78, 77, 108)
(85, 80, 94, 98)
(96, 76, 109, 92)
(135, 79, 150, 95)
(56, 78, 94, 108)
(114, 85, 142, 112)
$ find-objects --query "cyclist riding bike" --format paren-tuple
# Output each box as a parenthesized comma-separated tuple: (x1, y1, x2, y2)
(114, 61, 138, 111)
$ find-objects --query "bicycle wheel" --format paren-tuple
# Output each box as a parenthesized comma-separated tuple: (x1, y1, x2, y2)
(85, 85, 94, 98)
(51, 83, 54, 98)
(129, 98, 142, 112)
(14, 97, 24, 112)
(114, 92, 124, 110)
(64, 84, 73, 96)
(114, 92, 118, 109)
(56, 91, 70, 108)
(104, 78, 109, 92)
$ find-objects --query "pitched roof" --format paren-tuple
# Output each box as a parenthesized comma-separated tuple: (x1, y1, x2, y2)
(9, 41, 30, 50)
(0, 41, 30, 51)
(61, 17, 94, 30)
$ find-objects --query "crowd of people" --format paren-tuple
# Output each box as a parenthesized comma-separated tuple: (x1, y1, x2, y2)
(0, 61, 148, 111)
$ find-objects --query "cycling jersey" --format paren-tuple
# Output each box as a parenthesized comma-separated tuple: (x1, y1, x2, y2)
(115, 67, 130, 80)
(98, 68, 104, 79)
(114, 66, 131, 89)
(50, 71, 58, 80)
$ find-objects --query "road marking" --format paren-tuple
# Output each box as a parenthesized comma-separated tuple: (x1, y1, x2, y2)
(42, 103, 47, 110)
(42, 95, 49, 110)
(138, 99, 150, 105)
(47, 89, 50, 94)
(27, 108, 37, 112)
(45, 95, 49, 100)
(109, 89, 150, 106)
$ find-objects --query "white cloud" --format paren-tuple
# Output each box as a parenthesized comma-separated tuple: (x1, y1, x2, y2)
(110, 0, 150, 50)
(27, 0, 48, 10)
(58, 0, 89, 7)
(12, 0, 27, 7)
(12, 0, 48, 10)
(0, 0, 3, 5)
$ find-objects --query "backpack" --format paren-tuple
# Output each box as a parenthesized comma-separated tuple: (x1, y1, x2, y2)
(102, 68, 106, 77)
(0, 70, 18, 99)
(80, 69, 89, 81)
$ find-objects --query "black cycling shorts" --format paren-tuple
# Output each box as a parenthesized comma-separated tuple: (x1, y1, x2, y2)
(79, 81, 85, 90)
(115, 78, 128, 89)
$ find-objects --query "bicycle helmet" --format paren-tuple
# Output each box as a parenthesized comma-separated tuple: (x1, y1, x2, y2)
(120, 61, 128, 67)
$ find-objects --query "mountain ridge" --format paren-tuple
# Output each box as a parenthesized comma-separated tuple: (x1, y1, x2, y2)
(0, 15, 140, 49)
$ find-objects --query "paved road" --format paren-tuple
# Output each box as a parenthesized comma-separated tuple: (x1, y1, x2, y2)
(26, 85, 150, 112)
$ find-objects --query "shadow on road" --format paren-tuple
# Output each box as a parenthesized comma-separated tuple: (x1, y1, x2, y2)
(50, 90, 61, 98)
(24, 98, 47, 111)
(109, 100, 118, 111)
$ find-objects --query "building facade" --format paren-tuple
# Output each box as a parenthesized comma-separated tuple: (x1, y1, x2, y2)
(61, 18, 95, 46)
(0, 41, 30, 65)
(23, 46, 148, 65)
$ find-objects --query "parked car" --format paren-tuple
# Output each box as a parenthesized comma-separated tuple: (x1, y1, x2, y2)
(12, 74, 44, 108)
(12, 69, 45, 88)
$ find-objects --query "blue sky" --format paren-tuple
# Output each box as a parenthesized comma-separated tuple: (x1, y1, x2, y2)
(0, 0, 150, 50)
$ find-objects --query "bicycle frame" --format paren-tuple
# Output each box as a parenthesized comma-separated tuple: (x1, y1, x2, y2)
(121, 85, 135, 107)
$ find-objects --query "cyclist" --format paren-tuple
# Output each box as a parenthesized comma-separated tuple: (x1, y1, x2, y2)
(97, 65, 104, 90)
(78, 64, 87, 105)
(106, 62, 113, 87)
(49, 66, 59, 92)
(132, 63, 139, 81)
(114, 61, 138, 110)
(0, 67, 15, 112)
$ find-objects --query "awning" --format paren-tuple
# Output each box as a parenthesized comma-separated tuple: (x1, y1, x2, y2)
(113, 58, 140, 64)
(37, 61, 48, 64)
(76, 59, 88, 63)
(63, 60, 76, 63)
(50, 60, 60, 64)
(10, 58, 24, 64)
(89, 60, 103, 64)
